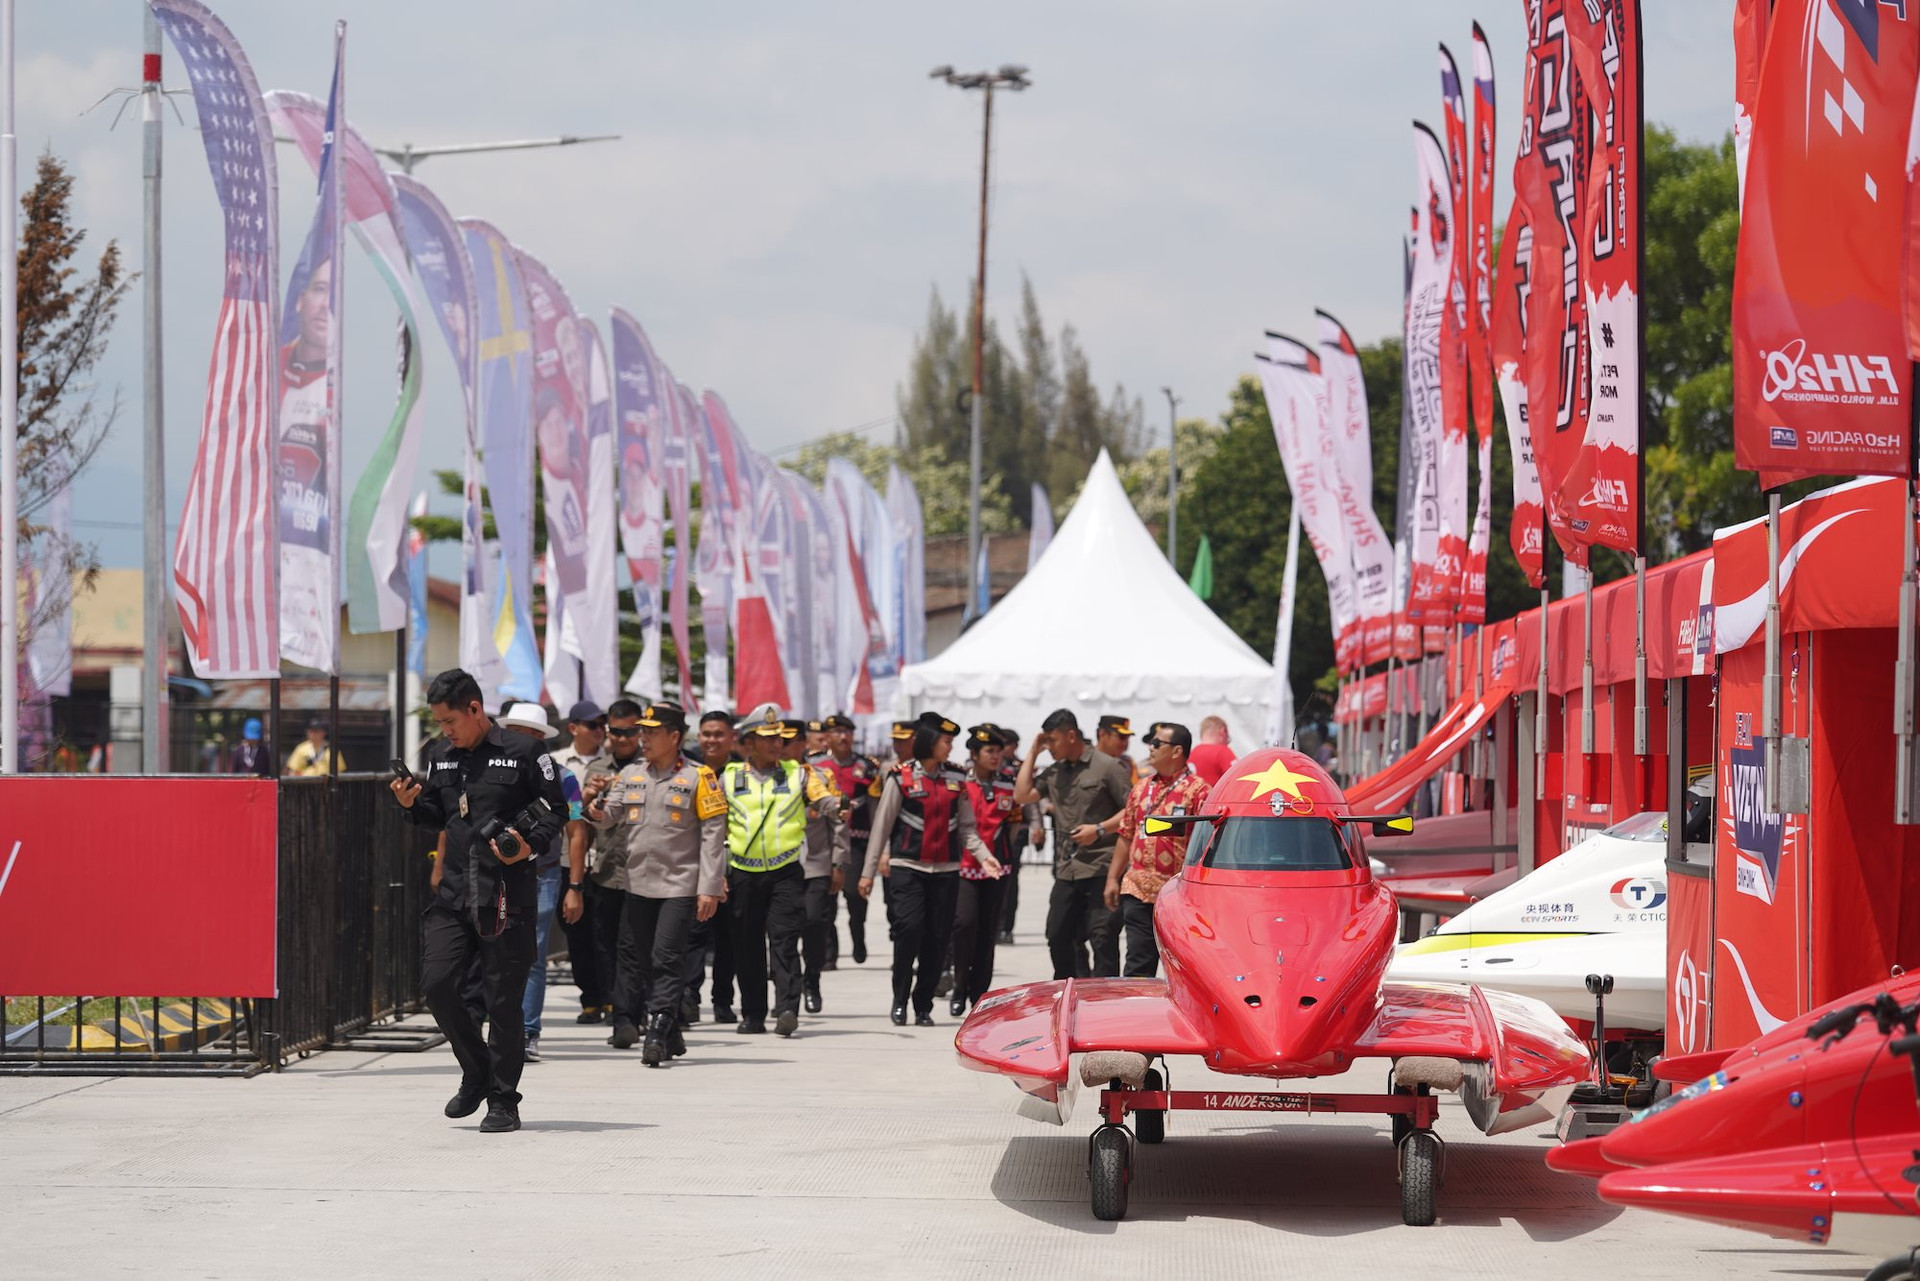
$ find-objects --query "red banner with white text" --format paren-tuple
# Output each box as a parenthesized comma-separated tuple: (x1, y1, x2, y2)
(1732, 0, 1917, 484)
(1516, 0, 1590, 566)
(1559, 0, 1643, 555)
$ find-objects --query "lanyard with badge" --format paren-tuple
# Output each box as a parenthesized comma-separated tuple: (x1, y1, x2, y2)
(460, 782, 511, 940)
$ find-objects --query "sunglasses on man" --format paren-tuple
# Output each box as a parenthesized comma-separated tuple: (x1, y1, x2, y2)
(606, 725, 642, 738)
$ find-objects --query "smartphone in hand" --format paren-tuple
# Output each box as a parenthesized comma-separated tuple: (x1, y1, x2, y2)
(390, 758, 415, 785)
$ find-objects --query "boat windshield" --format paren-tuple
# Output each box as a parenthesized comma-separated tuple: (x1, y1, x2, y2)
(1193, 817, 1357, 872)
(1602, 811, 1669, 843)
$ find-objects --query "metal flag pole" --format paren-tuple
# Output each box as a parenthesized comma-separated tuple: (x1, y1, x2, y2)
(0, 0, 16, 774)
(1633, 555, 1648, 756)
(1898, 374, 1920, 823)
(1899, 472, 1918, 823)
(1580, 562, 1595, 757)
(1161, 386, 1179, 564)
(1535, 584, 1549, 800)
(327, 22, 346, 785)
(141, 5, 168, 773)
(1763, 490, 1782, 810)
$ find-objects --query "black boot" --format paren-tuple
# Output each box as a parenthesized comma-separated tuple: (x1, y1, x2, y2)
(668, 1018, 687, 1058)
(642, 1013, 674, 1067)
(851, 923, 867, 965)
(805, 981, 823, 1014)
(680, 999, 700, 1026)
(949, 993, 967, 1018)
(609, 1019, 639, 1050)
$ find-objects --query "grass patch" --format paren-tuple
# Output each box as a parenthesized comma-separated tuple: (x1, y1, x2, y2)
(3, 996, 199, 1028)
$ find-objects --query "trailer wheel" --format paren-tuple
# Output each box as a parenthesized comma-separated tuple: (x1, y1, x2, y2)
(1866, 1253, 1920, 1281)
(1400, 1130, 1438, 1226)
(1135, 1068, 1166, 1145)
(1090, 1126, 1131, 1221)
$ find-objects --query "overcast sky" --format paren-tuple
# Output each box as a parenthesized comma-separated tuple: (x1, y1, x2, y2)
(18, 1, 1735, 570)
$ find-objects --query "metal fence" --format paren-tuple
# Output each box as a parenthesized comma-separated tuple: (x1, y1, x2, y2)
(1, 775, 441, 1075)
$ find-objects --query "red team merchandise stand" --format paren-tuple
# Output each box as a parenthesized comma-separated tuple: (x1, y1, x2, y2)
(0, 778, 279, 997)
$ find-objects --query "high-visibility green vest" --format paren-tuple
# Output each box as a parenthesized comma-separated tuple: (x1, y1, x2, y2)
(723, 760, 808, 872)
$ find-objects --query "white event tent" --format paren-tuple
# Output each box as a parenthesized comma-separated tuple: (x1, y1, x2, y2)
(900, 451, 1277, 748)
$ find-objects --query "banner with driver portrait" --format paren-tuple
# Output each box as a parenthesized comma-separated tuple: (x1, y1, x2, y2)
(0, 778, 278, 996)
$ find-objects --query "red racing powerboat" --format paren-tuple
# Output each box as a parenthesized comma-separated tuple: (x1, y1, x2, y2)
(954, 747, 1591, 1224)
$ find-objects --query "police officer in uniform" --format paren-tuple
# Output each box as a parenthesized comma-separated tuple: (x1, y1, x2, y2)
(586, 700, 727, 1066)
(952, 724, 1020, 1017)
(683, 709, 742, 1025)
(393, 669, 568, 1133)
(862, 711, 998, 1026)
(582, 700, 647, 1046)
(814, 713, 877, 964)
(724, 709, 811, 1037)
(785, 720, 849, 1013)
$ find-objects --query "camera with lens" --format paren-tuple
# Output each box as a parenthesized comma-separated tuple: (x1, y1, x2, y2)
(472, 798, 556, 863)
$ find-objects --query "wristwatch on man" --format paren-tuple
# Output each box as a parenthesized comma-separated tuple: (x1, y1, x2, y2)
(566, 881, 586, 894)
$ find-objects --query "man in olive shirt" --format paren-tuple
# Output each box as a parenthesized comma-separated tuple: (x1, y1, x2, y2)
(1012, 707, 1132, 980)
(586, 700, 726, 1065)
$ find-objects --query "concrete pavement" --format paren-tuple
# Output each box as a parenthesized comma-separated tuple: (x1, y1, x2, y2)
(0, 867, 1886, 1279)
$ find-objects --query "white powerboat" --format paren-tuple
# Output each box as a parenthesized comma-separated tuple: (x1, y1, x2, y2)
(1387, 812, 1669, 1031)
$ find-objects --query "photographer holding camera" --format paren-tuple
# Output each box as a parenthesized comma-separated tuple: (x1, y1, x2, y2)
(390, 669, 569, 1133)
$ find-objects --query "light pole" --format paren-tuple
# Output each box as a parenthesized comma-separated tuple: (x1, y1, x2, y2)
(931, 62, 1028, 618)
(1161, 387, 1179, 566)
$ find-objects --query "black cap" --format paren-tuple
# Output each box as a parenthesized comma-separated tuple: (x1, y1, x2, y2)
(306, 716, 330, 732)
(779, 718, 808, 739)
(1098, 715, 1134, 737)
(890, 720, 916, 741)
(966, 723, 1000, 747)
(1040, 708, 1079, 734)
(636, 701, 687, 731)
(918, 711, 960, 737)
(992, 725, 1021, 748)
(567, 699, 605, 723)
(822, 713, 855, 731)
(806, 719, 825, 733)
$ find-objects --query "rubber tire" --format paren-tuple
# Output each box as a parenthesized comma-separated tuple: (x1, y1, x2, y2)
(1135, 1068, 1166, 1145)
(1866, 1257, 1920, 1281)
(1090, 1127, 1131, 1221)
(1400, 1131, 1438, 1227)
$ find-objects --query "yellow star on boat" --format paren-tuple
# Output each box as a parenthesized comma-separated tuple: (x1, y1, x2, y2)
(1237, 758, 1317, 802)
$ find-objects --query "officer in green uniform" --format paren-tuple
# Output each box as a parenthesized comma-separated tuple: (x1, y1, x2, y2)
(724, 708, 811, 1037)
(586, 699, 728, 1065)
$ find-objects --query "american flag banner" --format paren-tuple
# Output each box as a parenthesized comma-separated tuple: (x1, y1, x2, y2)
(153, 0, 281, 678)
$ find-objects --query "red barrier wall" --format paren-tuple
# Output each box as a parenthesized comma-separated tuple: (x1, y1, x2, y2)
(0, 777, 278, 997)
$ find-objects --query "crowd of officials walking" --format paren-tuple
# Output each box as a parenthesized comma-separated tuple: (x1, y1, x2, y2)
(388, 666, 1242, 1133)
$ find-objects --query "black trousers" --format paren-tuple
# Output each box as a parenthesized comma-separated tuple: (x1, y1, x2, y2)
(1120, 894, 1160, 978)
(585, 881, 634, 1026)
(889, 867, 960, 1013)
(952, 875, 1007, 1006)
(801, 875, 833, 990)
(1046, 877, 1119, 980)
(617, 894, 697, 1019)
(559, 893, 604, 1009)
(421, 900, 536, 1107)
(682, 897, 737, 1009)
(1000, 861, 1021, 935)
(729, 863, 805, 1020)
